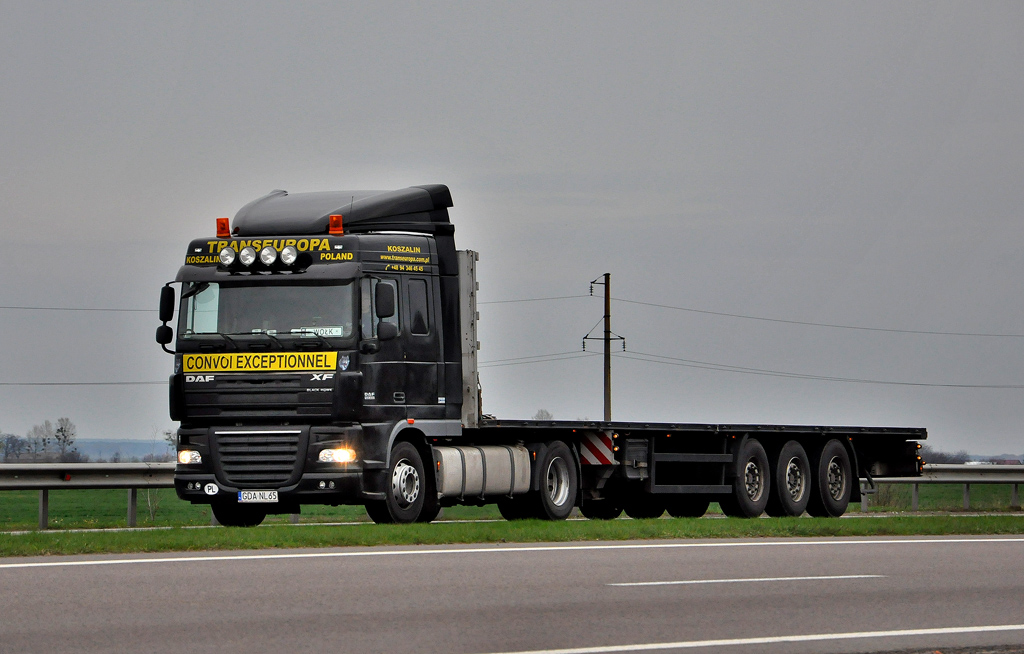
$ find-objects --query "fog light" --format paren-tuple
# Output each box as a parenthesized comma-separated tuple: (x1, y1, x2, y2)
(239, 246, 257, 266)
(280, 245, 298, 265)
(260, 246, 277, 265)
(178, 450, 202, 465)
(319, 447, 356, 463)
(318, 481, 326, 489)
(219, 247, 236, 266)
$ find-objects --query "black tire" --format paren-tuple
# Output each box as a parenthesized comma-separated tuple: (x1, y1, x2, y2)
(623, 493, 665, 519)
(212, 503, 266, 527)
(719, 438, 770, 518)
(764, 440, 811, 517)
(497, 496, 534, 520)
(666, 496, 711, 518)
(806, 439, 852, 518)
(416, 502, 442, 523)
(529, 441, 578, 520)
(375, 440, 433, 524)
(580, 499, 623, 520)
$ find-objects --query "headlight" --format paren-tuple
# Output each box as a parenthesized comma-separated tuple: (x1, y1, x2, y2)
(318, 448, 356, 464)
(280, 245, 298, 265)
(219, 247, 237, 266)
(260, 246, 277, 265)
(239, 246, 257, 266)
(178, 450, 202, 465)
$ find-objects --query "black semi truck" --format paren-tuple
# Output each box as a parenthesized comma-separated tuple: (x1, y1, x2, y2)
(156, 185, 925, 526)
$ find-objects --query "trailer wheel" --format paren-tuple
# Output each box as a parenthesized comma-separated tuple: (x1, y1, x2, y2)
(531, 441, 578, 520)
(367, 441, 432, 524)
(580, 499, 623, 520)
(765, 440, 811, 517)
(497, 496, 534, 520)
(807, 439, 852, 517)
(666, 496, 711, 518)
(719, 438, 770, 518)
(212, 503, 266, 528)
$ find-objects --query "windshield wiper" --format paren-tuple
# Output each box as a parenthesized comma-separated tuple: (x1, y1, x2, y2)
(222, 330, 286, 349)
(183, 331, 240, 351)
(289, 328, 331, 348)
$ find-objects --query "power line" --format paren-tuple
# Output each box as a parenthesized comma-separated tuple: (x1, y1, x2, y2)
(0, 306, 154, 313)
(0, 381, 166, 387)
(614, 350, 1024, 389)
(480, 353, 598, 368)
(478, 295, 590, 305)
(612, 297, 1024, 338)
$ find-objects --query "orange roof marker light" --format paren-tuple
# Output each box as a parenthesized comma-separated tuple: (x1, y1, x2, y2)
(216, 217, 231, 239)
(329, 214, 344, 235)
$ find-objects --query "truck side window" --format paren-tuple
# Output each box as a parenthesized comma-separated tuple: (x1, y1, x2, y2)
(360, 278, 399, 338)
(409, 279, 429, 335)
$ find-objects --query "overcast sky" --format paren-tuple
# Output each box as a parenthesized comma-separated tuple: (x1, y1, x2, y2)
(2, 1, 1023, 454)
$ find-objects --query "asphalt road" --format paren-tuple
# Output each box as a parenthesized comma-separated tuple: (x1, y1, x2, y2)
(1, 536, 1023, 654)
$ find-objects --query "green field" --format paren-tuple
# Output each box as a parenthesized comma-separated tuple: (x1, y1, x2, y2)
(1, 485, 1021, 559)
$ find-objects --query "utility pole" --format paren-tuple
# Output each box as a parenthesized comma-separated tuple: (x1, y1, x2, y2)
(584, 274, 623, 422)
(603, 272, 611, 421)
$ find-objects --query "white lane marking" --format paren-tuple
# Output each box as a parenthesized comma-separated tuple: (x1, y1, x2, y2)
(608, 574, 885, 587)
(476, 623, 1024, 654)
(1, 536, 1022, 570)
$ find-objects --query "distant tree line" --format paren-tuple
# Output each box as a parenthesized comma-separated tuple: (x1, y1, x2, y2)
(1, 417, 85, 463)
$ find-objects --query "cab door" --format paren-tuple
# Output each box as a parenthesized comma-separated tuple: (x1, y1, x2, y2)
(403, 276, 442, 418)
(359, 277, 406, 422)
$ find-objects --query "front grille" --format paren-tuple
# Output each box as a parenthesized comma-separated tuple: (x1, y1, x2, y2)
(213, 430, 305, 487)
(184, 374, 332, 419)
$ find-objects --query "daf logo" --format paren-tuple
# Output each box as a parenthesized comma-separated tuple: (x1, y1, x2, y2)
(311, 373, 335, 381)
(185, 375, 215, 382)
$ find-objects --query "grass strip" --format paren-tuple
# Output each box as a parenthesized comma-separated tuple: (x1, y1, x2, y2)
(1, 515, 1021, 558)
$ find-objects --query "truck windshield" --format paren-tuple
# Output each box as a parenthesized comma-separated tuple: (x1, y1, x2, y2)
(179, 281, 356, 339)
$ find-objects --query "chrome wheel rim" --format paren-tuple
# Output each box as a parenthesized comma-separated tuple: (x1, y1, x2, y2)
(785, 457, 806, 502)
(546, 457, 570, 507)
(392, 458, 420, 507)
(826, 456, 846, 501)
(744, 459, 764, 502)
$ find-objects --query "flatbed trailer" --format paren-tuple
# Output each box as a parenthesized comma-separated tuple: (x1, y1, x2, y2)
(156, 185, 925, 526)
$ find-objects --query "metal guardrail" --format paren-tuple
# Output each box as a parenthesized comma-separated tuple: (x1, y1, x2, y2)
(1, 463, 1021, 529)
(0, 462, 175, 529)
(862, 464, 1024, 512)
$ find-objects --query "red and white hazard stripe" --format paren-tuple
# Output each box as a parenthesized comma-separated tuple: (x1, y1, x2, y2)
(580, 431, 616, 465)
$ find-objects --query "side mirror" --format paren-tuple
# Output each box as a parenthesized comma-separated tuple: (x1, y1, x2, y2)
(159, 286, 176, 323)
(156, 324, 173, 345)
(377, 321, 398, 341)
(375, 283, 395, 319)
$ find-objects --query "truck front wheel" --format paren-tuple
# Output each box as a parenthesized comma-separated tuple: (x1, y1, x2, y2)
(719, 438, 770, 518)
(807, 439, 852, 517)
(366, 441, 438, 524)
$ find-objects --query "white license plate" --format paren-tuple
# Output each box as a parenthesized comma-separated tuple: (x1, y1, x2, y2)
(238, 490, 279, 503)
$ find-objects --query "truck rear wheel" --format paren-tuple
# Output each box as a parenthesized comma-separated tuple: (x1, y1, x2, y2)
(580, 499, 623, 520)
(719, 438, 770, 518)
(530, 441, 578, 520)
(807, 439, 852, 517)
(666, 496, 710, 518)
(765, 440, 811, 517)
(212, 503, 266, 528)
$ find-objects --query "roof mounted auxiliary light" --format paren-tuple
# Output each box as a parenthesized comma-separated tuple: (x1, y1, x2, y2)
(329, 214, 344, 235)
(239, 246, 257, 266)
(259, 246, 277, 266)
(219, 247, 237, 266)
(216, 217, 231, 239)
(280, 245, 298, 265)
